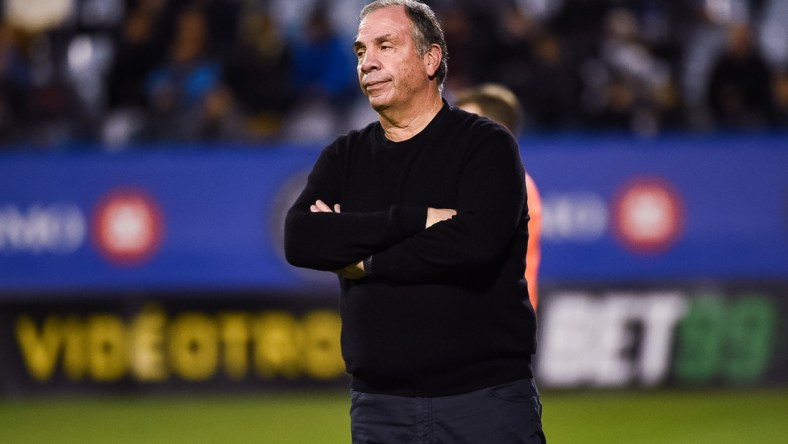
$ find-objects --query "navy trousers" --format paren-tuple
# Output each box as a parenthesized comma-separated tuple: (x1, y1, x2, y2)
(350, 378, 546, 444)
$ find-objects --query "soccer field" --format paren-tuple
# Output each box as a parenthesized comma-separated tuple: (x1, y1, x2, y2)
(1, 389, 786, 443)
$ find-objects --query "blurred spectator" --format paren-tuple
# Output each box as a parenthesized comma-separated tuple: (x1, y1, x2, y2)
(195, 84, 245, 141)
(437, 6, 477, 92)
(101, 6, 165, 147)
(436, 1, 515, 93)
(549, 0, 608, 63)
(479, 3, 536, 104)
(269, 0, 367, 40)
(143, 6, 232, 141)
(651, 70, 687, 132)
(705, 23, 775, 130)
(591, 72, 639, 131)
(517, 31, 581, 130)
(772, 68, 788, 126)
(290, 3, 356, 105)
(283, 2, 357, 143)
(107, 6, 165, 110)
(581, 7, 673, 135)
(193, 0, 242, 56)
(223, 8, 294, 140)
(0, 23, 32, 145)
(0, 0, 786, 150)
(759, 0, 788, 69)
(25, 29, 80, 148)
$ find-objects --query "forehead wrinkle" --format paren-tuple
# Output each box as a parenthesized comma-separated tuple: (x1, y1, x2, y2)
(354, 32, 398, 49)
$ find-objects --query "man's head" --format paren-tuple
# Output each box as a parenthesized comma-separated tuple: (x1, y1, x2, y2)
(354, 0, 448, 113)
(455, 83, 524, 135)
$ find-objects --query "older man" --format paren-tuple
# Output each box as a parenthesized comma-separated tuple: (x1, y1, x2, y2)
(284, 1, 545, 442)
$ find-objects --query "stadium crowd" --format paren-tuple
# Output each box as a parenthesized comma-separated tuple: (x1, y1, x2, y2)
(0, 0, 787, 150)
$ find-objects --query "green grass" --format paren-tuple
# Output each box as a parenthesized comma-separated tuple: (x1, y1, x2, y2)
(542, 390, 788, 444)
(1, 389, 787, 443)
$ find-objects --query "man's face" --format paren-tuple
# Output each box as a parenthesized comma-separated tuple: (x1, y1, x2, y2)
(354, 6, 430, 112)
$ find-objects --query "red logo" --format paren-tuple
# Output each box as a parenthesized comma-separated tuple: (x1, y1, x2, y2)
(612, 177, 684, 254)
(92, 189, 164, 265)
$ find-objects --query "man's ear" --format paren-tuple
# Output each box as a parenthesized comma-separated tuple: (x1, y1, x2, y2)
(424, 44, 442, 77)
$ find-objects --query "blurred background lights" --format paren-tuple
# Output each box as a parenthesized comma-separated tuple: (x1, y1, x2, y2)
(5, 0, 73, 32)
(704, 0, 750, 24)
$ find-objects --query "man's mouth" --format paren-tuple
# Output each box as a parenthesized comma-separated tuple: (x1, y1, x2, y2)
(364, 80, 388, 91)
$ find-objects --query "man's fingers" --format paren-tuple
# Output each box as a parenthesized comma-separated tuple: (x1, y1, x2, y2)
(334, 260, 365, 280)
(426, 207, 458, 228)
(315, 200, 332, 212)
(310, 200, 340, 213)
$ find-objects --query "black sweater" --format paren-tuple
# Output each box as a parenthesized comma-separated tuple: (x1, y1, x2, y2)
(284, 102, 536, 396)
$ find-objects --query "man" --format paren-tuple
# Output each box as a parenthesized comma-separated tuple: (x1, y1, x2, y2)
(284, 1, 545, 442)
(455, 83, 543, 310)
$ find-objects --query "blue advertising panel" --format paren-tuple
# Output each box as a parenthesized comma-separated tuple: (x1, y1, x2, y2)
(522, 134, 788, 281)
(0, 148, 325, 294)
(1, 135, 786, 295)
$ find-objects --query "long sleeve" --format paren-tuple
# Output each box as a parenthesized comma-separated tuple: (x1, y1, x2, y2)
(284, 138, 426, 271)
(371, 128, 527, 283)
(304, 105, 537, 397)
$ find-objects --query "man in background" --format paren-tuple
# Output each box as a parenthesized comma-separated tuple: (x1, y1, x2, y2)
(456, 83, 543, 309)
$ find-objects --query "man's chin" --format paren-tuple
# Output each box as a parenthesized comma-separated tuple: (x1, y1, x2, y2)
(368, 97, 389, 112)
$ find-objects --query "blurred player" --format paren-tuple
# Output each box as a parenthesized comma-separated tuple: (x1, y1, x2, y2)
(456, 83, 543, 310)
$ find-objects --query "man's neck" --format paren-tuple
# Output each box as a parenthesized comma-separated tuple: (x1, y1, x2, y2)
(378, 94, 444, 142)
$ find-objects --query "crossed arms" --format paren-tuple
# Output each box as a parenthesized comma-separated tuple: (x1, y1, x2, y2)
(283, 130, 526, 284)
(307, 199, 456, 279)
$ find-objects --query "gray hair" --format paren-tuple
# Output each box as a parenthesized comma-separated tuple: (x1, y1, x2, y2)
(359, 0, 449, 91)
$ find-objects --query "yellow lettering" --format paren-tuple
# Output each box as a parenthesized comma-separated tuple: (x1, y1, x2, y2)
(62, 315, 86, 381)
(169, 313, 218, 381)
(219, 312, 249, 380)
(302, 310, 345, 380)
(130, 304, 168, 382)
(252, 311, 301, 379)
(12, 305, 348, 386)
(14, 315, 63, 382)
(87, 314, 127, 381)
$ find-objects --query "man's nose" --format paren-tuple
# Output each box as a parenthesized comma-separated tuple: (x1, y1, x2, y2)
(360, 52, 379, 73)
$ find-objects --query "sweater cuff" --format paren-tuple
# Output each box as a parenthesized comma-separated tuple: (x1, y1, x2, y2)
(389, 205, 427, 238)
(362, 255, 373, 277)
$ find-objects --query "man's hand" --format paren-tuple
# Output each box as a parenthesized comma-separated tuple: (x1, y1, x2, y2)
(336, 260, 366, 280)
(426, 207, 457, 228)
(310, 200, 341, 213)
(309, 200, 366, 279)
